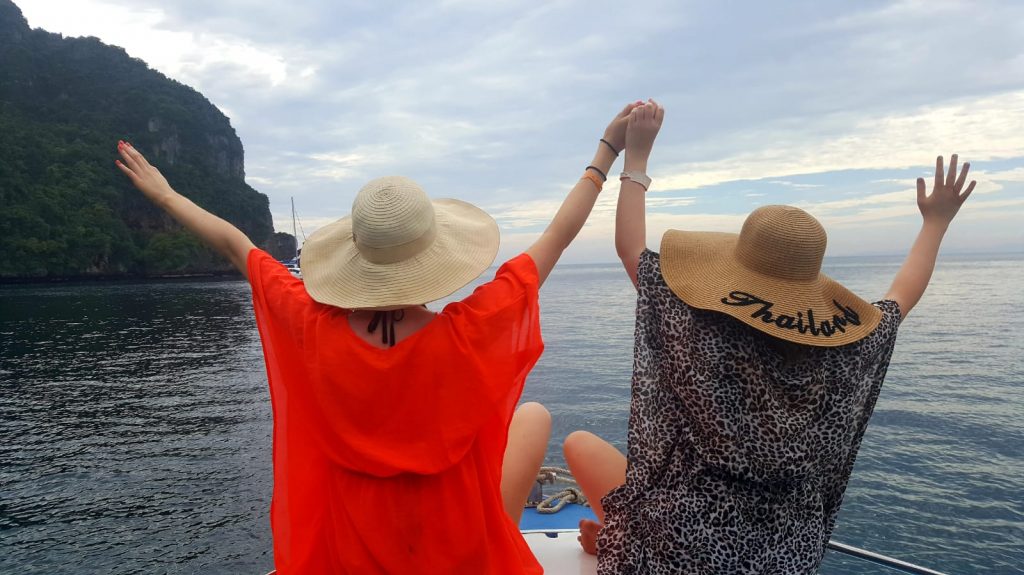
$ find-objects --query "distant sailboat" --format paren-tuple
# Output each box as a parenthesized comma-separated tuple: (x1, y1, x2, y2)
(283, 197, 303, 279)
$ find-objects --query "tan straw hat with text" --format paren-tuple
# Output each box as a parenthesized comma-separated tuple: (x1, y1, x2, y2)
(300, 176, 499, 309)
(660, 205, 881, 347)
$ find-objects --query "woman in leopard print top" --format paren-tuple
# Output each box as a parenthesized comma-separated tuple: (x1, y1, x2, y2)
(564, 100, 976, 574)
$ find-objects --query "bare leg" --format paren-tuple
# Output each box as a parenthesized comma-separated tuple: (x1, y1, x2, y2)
(563, 430, 627, 554)
(501, 402, 551, 525)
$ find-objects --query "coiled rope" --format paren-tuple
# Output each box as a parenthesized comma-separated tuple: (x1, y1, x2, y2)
(527, 466, 589, 514)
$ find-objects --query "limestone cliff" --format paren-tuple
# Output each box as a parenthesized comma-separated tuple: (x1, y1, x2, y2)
(0, 0, 273, 278)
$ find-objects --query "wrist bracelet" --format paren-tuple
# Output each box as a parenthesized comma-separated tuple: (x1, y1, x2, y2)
(581, 170, 604, 192)
(599, 138, 620, 156)
(586, 165, 608, 181)
(619, 170, 651, 191)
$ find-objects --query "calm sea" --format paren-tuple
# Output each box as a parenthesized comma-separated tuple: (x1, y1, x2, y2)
(2, 253, 1022, 574)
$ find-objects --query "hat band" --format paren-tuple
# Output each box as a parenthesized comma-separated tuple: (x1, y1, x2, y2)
(355, 220, 438, 264)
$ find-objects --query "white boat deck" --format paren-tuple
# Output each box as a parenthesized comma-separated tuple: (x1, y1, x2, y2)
(523, 530, 596, 574)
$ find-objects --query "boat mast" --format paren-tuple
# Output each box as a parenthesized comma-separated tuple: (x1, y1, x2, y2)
(291, 197, 298, 260)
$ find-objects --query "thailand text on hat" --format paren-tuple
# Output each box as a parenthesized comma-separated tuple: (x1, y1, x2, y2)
(659, 205, 882, 347)
(300, 176, 499, 309)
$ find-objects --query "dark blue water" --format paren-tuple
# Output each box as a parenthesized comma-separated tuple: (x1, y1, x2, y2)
(2, 253, 1022, 574)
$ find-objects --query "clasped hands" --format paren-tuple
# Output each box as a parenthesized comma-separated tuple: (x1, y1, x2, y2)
(604, 99, 665, 169)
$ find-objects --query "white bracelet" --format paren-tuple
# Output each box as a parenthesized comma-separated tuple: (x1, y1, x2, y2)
(619, 171, 651, 191)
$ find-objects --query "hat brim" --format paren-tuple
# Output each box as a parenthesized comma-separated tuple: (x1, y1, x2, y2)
(660, 230, 881, 347)
(300, 199, 499, 309)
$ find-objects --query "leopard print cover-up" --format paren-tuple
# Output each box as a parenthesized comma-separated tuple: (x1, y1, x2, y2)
(597, 250, 902, 575)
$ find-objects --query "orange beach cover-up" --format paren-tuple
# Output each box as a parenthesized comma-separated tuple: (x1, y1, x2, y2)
(247, 249, 545, 574)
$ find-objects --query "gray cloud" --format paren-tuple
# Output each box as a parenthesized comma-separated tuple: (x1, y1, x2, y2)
(19, 0, 1024, 260)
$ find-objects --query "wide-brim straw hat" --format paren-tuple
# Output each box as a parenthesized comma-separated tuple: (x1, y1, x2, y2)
(300, 176, 499, 309)
(660, 205, 881, 347)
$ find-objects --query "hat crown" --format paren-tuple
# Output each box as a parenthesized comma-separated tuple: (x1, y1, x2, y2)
(734, 205, 825, 281)
(352, 177, 436, 261)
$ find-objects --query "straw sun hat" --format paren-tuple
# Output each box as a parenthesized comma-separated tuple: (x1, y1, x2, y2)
(660, 205, 881, 347)
(300, 176, 499, 309)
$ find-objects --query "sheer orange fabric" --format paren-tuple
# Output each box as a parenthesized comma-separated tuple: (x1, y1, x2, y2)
(247, 249, 545, 574)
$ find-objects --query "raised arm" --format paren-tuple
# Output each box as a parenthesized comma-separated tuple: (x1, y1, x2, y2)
(615, 99, 664, 288)
(115, 141, 256, 278)
(525, 102, 641, 285)
(884, 154, 975, 320)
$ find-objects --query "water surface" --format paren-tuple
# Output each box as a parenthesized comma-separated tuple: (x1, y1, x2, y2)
(2, 253, 1022, 573)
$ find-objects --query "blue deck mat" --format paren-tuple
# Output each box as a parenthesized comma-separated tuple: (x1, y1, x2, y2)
(519, 502, 597, 532)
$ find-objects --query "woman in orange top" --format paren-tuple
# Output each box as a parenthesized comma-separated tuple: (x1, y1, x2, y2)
(114, 101, 642, 574)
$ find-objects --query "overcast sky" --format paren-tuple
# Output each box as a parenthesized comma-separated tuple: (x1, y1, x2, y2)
(18, 0, 1024, 261)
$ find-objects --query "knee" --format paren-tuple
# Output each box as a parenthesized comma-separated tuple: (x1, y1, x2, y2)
(563, 430, 598, 461)
(520, 401, 552, 423)
(517, 401, 551, 429)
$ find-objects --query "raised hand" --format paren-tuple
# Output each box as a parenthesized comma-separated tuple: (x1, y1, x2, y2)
(524, 102, 643, 286)
(113, 139, 255, 275)
(115, 141, 174, 203)
(885, 154, 976, 319)
(616, 99, 665, 288)
(603, 101, 644, 154)
(917, 154, 975, 225)
(625, 99, 665, 163)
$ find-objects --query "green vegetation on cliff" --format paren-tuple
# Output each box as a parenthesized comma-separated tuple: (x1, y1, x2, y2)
(0, 0, 274, 278)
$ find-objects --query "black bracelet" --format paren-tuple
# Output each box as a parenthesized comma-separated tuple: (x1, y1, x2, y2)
(586, 165, 608, 181)
(599, 138, 620, 156)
